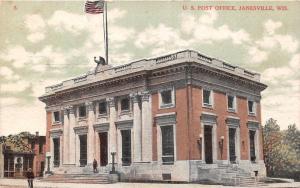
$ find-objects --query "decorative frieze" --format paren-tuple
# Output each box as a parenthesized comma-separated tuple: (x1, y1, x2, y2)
(93, 123, 109, 132)
(247, 120, 260, 130)
(226, 117, 240, 128)
(74, 126, 88, 135)
(50, 128, 63, 138)
(115, 119, 133, 130)
(201, 112, 217, 125)
(155, 112, 176, 125)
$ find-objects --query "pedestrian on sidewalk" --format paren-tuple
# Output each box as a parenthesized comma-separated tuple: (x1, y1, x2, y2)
(26, 168, 34, 188)
(93, 159, 98, 173)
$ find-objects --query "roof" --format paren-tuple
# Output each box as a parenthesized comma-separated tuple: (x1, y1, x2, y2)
(40, 49, 265, 98)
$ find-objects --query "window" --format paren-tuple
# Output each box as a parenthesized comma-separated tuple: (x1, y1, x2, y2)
(203, 89, 212, 106)
(227, 95, 236, 111)
(79, 105, 86, 117)
(161, 125, 174, 165)
(53, 111, 60, 122)
(99, 101, 107, 115)
(121, 98, 130, 111)
(248, 100, 255, 115)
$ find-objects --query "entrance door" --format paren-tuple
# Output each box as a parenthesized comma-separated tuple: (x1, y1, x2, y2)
(99, 132, 108, 166)
(53, 138, 60, 167)
(204, 125, 213, 164)
(229, 128, 236, 163)
(79, 135, 87, 166)
(121, 130, 131, 166)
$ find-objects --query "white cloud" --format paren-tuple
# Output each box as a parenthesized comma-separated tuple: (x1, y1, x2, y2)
(1, 80, 31, 92)
(25, 14, 46, 32)
(199, 10, 218, 25)
(262, 93, 300, 129)
(0, 101, 46, 135)
(262, 66, 293, 84)
(25, 14, 46, 43)
(27, 32, 45, 43)
(48, 10, 88, 35)
(264, 19, 282, 35)
(275, 34, 299, 53)
(0, 66, 20, 80)
(0, 45, 32, 68)
(248, 47, 268, 64)
(0, 97, 20, 106)
(107, 8, 126, 23)
(289, 53, 300, 69)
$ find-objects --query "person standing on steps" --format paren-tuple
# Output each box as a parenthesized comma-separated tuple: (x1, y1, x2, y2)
(93, 159, 98, 173)
(26, 168, 34, 188)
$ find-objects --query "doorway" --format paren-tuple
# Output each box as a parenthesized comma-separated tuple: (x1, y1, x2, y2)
(121, 130, 131, 166)
(204, 125, 213, 164)
(99, 132, 108, 166)
(53, 138, 60, 167)
(229, 128, 236, 163)
(79, 135, 87, 166)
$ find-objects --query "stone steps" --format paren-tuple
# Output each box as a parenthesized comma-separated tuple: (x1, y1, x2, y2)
(42, 173, 115, 184)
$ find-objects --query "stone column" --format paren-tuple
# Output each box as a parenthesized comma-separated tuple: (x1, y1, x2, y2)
(131, 93, 142, 162)
(68, 106, 76, 165)
(108, 97, 117, 164)
(255, 129, 260, 162)
(141, 91, 152, 162)
(63, 108, 69, 165)
(86, 101, 95, 164)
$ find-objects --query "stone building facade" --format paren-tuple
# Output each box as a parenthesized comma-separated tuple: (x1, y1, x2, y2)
(39, 50, 267, 183)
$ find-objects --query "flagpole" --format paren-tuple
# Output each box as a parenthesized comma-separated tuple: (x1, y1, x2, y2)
(103, 1, 108, 64)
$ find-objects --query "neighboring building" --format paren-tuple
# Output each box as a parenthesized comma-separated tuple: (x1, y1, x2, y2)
(39, 50, 267, 183)
(1, 132, 46, 178)
(0, 144, 3, 178)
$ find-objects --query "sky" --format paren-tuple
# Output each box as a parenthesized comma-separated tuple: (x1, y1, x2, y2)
(0, 1, 299, 136)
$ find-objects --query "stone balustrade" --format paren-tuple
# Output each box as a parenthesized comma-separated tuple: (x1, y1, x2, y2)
(44, 49, 261, 94)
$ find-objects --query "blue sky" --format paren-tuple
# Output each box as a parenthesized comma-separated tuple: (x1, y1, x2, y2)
(0, 1, 299, 135)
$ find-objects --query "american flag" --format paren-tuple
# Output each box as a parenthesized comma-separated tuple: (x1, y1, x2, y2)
(85, 0, 104, 14)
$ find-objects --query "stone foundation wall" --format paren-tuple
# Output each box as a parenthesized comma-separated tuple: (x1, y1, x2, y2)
(115, 159, 266, 183)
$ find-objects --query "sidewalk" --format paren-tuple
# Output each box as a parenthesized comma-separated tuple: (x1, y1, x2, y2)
(0, 178, 299, 188)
